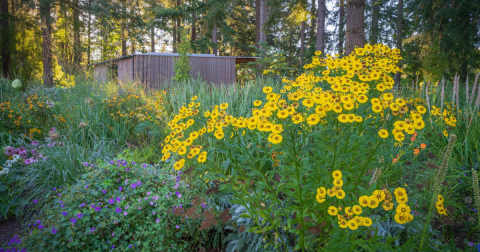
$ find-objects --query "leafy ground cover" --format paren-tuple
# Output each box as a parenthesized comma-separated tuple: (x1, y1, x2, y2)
(0, 44, 480, 251)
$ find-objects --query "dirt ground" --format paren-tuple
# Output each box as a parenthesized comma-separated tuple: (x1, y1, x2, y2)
(0, 217, 23, 247)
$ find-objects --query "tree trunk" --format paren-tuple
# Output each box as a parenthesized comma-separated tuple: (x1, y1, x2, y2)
(87, 0, 91, 64)
(122, 0, 127, 56)
(316, 0, 325, 53)
(309, 0, 316, 44)
(212, 23, 217, 55)
(345, 0, 365, 55)
(255, 0, 260, 47)
(370, 0, 379, 45)
(300, 21, 305, 66)
(151, 24, 155, 52)
(173, 20, 177, 53)
(131, 40, 135, 54)
(259, 0, 266, 51)
(338, 0, 345, 54)
(41, 1, 53, 86)
(395, 0, 403, 84)
(0, 0, 10, 78)
(192, 0, 196, 41)
(73, 0, 81, 67)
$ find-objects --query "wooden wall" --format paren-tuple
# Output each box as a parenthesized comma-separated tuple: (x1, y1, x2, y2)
(94, 65, 108, 83)
(121, 55, 236, 89)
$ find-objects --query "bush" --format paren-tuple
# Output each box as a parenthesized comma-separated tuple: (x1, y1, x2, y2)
(22, 155, 227, 251)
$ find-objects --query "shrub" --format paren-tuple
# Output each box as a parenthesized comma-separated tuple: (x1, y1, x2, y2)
(22, 156, 227, 251)
(162, 44, 430, 250)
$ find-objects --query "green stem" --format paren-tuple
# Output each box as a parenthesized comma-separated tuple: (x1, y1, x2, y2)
(291, 127, 305, 252)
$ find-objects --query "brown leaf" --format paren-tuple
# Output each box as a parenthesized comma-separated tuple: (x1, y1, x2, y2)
(239, 225, 246, 233)
(441, 216, 454, 225)
(307, 225, 322, 234)
(441, 181, 449, 186)
(427, 153, 437, 159)
(416, 184, 424, 190)
(405, 161, 413, 166)
(426, 162, 439, 169)
(183, 167, 193, 175)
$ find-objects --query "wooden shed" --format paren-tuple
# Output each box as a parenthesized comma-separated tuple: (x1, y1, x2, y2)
(91, 53, 259, 87)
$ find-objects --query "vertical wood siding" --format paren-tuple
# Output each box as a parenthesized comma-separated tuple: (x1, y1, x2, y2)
(94, 65, 108, 83)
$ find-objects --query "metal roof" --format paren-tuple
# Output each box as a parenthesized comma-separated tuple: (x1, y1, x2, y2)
(88, 53, 260, 66)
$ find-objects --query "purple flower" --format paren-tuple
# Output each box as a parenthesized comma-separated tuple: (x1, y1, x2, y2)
(136, 181, 142, 186)
(116, 207, 122, 213)
(33, 199, 38, 204)
(95, 206, 101, 211)
(112, 245, 115, 249)
(80, 203, 86, 207)
(85, 185, 89, 189)
(60, 204, 64, 208)
(112, 233, 115, 236)
(123, 211, 128, 216)
(119, 186, 123, 192)
(58, 193, 62, 197)
(146, 191, 151, 196)
(71, 218, 77, 224)
(90, 204, 96, 209)
(175, 225, 180, 229)
(38, 225, 44, 229)
(62, 212, 68, 216)
(177, 194, 182, 198)
(90, 227, 95, 233)
(31, 141, 39, 146)
(153, 211, 156, 215)
(150, 201, 153, 205)
(108, 199, 115, 204)
(166, 195, 170, 198)
(131, 183, 137, 189)
(156, 219, 160, 223)
(102, 190, 106, 194)
(53, 187, 56, 191)
(76, 213, 83, 218)
(201, 202, 207, 208)
(142, 163, 147, 168)
(116, 197, 121, 203)
(132, 161, 136, 165)
(52, 227, 57, 234)
(468, 242, 473, 246)
(110, 161, 114, 164)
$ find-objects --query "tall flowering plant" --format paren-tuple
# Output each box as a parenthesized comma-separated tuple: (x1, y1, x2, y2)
(162, 44, 426, 250)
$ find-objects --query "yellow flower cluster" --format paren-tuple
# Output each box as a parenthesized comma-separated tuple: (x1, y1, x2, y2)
(436, 195, 448, 215)
(0, 94, 52, 130)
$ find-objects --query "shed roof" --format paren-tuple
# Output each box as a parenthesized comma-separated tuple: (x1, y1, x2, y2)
(88, 53, 260, 66)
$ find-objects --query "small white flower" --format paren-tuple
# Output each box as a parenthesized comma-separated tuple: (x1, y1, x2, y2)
(0, 167, 10, 175)
(11, 79, 22, 89)
(12, 154, 20, 160)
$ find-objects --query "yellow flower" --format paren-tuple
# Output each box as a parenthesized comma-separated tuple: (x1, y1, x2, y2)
(315, 51, 322, 56)
(367, 197, 379, 208)
(220, 103, 228, 110)
(382, 201, 394, 211)
(443, 130, 448, 137)
(253, 100, 262, 106)
(416, 105, 426, 114)
(191, 96, 198, 101)
(394, 131, 405, 142)
(291, 114, 304, 124)
(396, 203, 411, 215)
(359, 196, 369, 207)
(198, 152, 207, 163)
(307, 114, 320, 125)
(335, 189, 346, 199)
(332, 170, 342, 179)
(339, 220, 348, 229)
(378, 129, 389, 138)
(338, 114, 348, 123)
(347, 219, 358, 230)
(394, 213, 407, 224)
(268, 134, 283, 144)
(352, 205, 362, 215)
(174, 159, 185, 170)
(204, 111, 211, 117)
(328, 206, 338, 216)
(263, 86, 273, 94)
(414, 120, 425, 130)
(161, 152, 171, 161)
(363, 217, 373, 227)
(214, 130, 224, 140)
(333, 178, 343, 187)
(317, 187, 327, 196)
(178, 147, 187, 155)
(372, 190, 386, 202)
(437, 194, 444, 203)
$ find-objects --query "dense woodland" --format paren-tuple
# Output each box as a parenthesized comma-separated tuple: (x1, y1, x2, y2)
(0, 0, 479, 86)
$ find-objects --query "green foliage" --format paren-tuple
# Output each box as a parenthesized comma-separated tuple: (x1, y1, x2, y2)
(173, 29, 192, 82)
(248, 42, 298, 78)
(22, 155, 219, 251)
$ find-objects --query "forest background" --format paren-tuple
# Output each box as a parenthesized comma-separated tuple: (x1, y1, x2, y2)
(0, 0, 479, 86)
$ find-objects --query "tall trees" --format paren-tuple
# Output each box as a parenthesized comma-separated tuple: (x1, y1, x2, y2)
(73, 0, 81, 66)
(345, 0, 365, 55)
(255, 0, 267, 51)
(370, 0, 379, 45)
(316, 0, 326, 53)
(338, 0, 345, 54)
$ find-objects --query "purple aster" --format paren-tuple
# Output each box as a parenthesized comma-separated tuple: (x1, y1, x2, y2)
(95, 206, 101, 211)
(90, 227, 95, 233)
(58, 193, 61, 197)
(142, 163, 147, 168)
(166, 195, 170, 198)
(112, 233, 115, 236)
(201, 202, 207, 208)
(116, 197, 121, 203)
(175, 225, 180, 229)
(177, 194, 182, 198)
(33, 199, 38, 204)
(131, 183, 137, 189)
(150, 201, 153, 205)
(60, 204, 64, 208)
(116, 207, 122, 213)
(136, 181, 142, 186)
(110, 161, 114, 164)
(119, 186, 123, 192)
(146, 191, 151, 196)
(90, 204, 95, 209)
(52, 227, 57, 234)
(31, 141, 39, 146)
(71, 218, 77, 224)
(62, 212, 67, 216)
(53, 187, 56, 191)
(112, 245, 115, 249)
(156, 219, 160, 223)
(132, 161, 136, 165)
(85, 185, 89, 189)
(80, 203, 86, 207)
(153, 211, 156, 215)
(38, 225, 44, 229)
(102, 190, 106, 194)
(108, 199, 115, 204)
(76, 213, 83, 218)
(123, 211, 128, 215)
